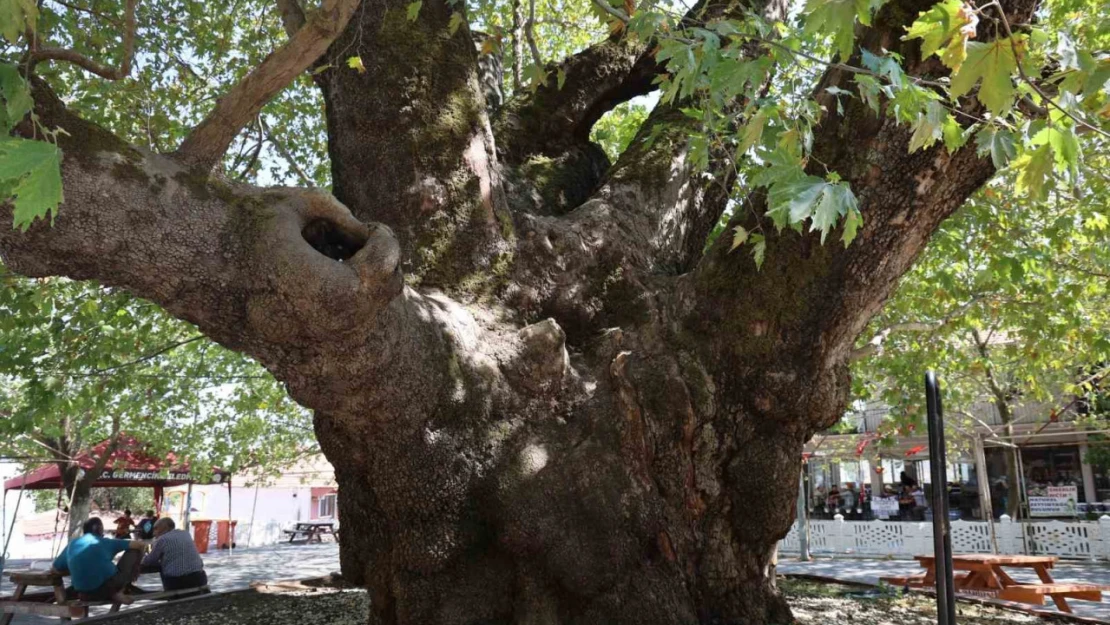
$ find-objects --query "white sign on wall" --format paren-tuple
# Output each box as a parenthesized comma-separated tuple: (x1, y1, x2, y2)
(871, 496, 900, 519)
(1028, 485, 1079, 517)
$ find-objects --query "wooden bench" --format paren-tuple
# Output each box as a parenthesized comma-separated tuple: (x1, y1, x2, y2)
(880, 572, 970, 588)
(999, 584, 1107, 613)
(282, 522, 336, 544)
(2, 570, 207, 623)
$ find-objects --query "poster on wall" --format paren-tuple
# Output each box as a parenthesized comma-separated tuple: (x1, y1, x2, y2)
(871, 496, 900, 519)
(1028, 485, 1079, 517)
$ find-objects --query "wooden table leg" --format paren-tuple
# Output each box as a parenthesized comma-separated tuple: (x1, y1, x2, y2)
(1032, 564, 1072, 613)
(51, 582, 77, 622)
(1033, 564, 1055, 584)
(991, 565, 1019, 588)
(0, 583, 28, 625)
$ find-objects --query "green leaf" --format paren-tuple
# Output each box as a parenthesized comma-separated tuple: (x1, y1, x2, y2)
(737, 107, 772, 157)
(841, 207, 863, 247)
(804, 0, 869, 62)
(730, 225, 749, 252)
(902, 0, 973, 70)
(0, 137, 63, 231)
(974, 126, 1015, 168)
(524, 63, 547, 90)
(1035, 126, 1080, 178)
(448, 12, 464, 35)
(0, 63, 32, 133)
(750, 233, 766, 269)
(406, 0, 423, 21)
(767, 175, 860, 242)
(1014, 144, 1053, 201)
(861, 48, 905, 88)
(346, 56, 366, 74)
(0, 0, 38, 44)
(812, 181, 859, 243)
(556, 67, 567, 90)
(950, 37, 1022, 116)
(908, 100, 948, 153)
(687, 133, 709, 171)
(855, 74, 884, 114)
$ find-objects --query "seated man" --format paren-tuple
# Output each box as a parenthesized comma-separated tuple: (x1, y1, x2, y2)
(141, 518, 207, 591)
(51, 517, 148, 605)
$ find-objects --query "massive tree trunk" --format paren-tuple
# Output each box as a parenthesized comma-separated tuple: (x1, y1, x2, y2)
(0, 0, 1037, 621)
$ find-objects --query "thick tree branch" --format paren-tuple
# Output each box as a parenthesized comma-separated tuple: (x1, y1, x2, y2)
(690, 0, 1041, 389)
(3, 81, 403, 363)
(590, 0, 630, 23)
(850, 296, 989, 361)
(28, 0, 137, 80)
(318, 0, 511, 282)
(494, 38, 657, 162)
(510, 0, 524, 89)
(176, 0, 361, 171)
(525, 0, 543, 70)
(88, 413, 124, 478)
(850, 321, 944, 362)
(276, 0, 308, 36)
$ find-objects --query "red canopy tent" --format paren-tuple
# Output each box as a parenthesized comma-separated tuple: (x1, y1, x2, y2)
(3, 436, 229, 513)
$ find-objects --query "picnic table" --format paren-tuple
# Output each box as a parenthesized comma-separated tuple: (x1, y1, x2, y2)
(0, 570, 207, 624)
(881, 554, 1110, 613)
(282, 522, 337, 544)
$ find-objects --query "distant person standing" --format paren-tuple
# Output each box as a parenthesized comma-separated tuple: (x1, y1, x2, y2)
(142, 518, 208, 591)
(114, 509, 136, 539)
(136, 511, 157, 540)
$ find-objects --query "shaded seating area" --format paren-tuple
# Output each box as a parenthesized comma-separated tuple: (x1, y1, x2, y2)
(1, 570, 207, 623)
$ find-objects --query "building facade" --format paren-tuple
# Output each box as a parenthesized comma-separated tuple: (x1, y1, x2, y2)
(805, 398, 1110, 522)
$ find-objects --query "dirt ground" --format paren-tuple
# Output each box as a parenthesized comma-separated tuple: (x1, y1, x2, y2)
(108, 578, 1072, 625)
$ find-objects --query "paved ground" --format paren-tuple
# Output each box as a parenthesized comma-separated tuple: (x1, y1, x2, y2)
(1, 542, 340, 624)
(779, 556, 1110, 621)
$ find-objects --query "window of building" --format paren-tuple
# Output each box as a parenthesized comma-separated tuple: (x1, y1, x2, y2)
(318, 493, 337, 519)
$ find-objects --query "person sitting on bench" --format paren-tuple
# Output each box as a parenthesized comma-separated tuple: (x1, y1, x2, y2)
(50, 517, 149, 605)
(141, 518, 208, 591)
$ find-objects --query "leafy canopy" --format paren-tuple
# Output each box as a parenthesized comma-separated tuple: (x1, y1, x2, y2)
(851, 146, 1110, 448)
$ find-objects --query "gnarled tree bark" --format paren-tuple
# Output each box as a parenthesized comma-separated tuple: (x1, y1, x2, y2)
(0, 0, 1038, 621)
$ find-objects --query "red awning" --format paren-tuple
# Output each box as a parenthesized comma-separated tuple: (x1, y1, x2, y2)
(4, 436, 228, 491)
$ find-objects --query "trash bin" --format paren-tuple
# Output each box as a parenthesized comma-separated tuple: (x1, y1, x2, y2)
(216, 520, 238, 549)
(192, 520, 213, 554)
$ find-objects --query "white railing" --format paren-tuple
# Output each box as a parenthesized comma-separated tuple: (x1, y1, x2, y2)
(779, 515, 1110, 560)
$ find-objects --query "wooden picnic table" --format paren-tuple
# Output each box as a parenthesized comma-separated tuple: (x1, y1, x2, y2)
(1, 570, 207, 624)
(282, 521, 337, 544)
(881, 554, 1109, 613)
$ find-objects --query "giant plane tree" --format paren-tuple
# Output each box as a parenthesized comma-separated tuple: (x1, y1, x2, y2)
(0, 0, 1107, 620)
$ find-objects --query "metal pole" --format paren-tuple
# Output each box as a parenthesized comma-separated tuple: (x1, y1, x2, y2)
(973, 435, 999, 553)
(796, 465, 811, 561)
(1, 488, 6, 568)
(246, 482, 261, 549)
(1015, 449, 1031, 554)
(926, 371, 957, 625)
(183, 482, 194, 531)
(227, 477, 233, 556)
(2, 479, 27, 572)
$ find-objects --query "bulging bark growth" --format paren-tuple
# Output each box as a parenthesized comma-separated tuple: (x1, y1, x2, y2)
(0, 0, 1039, 621)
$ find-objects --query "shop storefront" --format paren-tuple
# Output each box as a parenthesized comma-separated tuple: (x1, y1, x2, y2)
(803, 453, 981, 522)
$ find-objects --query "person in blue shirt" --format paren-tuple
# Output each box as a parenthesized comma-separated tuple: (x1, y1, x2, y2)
(51, 517, 150, 605)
